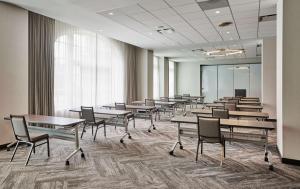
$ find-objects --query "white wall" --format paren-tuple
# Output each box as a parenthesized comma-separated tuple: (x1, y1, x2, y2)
(277, 0, 300, 161)
(262, 37, 277, 119)
(176, 62, 201, 96)
(0, 2, 28, 145)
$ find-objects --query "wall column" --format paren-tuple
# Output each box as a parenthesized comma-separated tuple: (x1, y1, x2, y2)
(262, 37, 276, 120)
(277, 0, 300, 162)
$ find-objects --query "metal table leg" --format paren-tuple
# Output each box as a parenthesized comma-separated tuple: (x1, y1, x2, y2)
(120, 116, 130, 143)
(169, 123, 183, 155)
(65, 124, 85, 165)
(263, 129, 274, 170)
(147, 111, 155, 132)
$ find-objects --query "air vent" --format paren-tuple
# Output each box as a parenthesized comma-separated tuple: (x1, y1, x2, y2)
(219, 21, 233, 27)
(155, 26, 175, 35)
(259, 14, 276, 22)
(197, 0, 229, 11)
(192, 48, 205, 52)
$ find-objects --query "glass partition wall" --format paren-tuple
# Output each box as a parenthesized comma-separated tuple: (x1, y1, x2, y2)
(201, 64, 261, 103)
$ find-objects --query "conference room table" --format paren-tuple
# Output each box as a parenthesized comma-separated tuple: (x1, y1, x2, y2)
(237, 105, 263, 111)
(214, 100, 261, 105)
(102, 104, 157, 132)
(132, 100, 176, 117)
(4, 114, 85, 165)
(191, 109, 269, 120)
(70, 108, 132, 143)
(170, 116, 275, 170)
(240, 98, 260, 102)
(238, 101, 261, 105)
(206, 103, 263, 112)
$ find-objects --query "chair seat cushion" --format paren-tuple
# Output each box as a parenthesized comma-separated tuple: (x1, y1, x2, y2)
(95, 118, 105, 125)
(30, 133, 49, 142)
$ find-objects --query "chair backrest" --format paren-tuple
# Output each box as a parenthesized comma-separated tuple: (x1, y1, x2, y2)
(174, 95, 182, 99)
(224, 103, 236, 111)
(81, 106, 95, 123)
(115, 103, 126, 110)
(10, 115, 30, 142)
(224, 97, 232, 100)
(183, 94, 190, 97)
(160, 97, 169, 102)
(145, 99, 155, 106)
(212, 108, 229, 119)
(197, 116, 221, 142)
(228, 99, 239, 104)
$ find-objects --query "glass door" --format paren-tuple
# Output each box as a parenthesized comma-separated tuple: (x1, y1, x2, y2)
(201, 66, 218, 103)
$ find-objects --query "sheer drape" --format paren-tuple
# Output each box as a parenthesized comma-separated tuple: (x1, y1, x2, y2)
(54, 21, 135, 115)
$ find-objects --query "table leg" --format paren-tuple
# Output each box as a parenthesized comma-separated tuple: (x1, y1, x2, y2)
(147, 111, 155, 132)
(263, 129, 274, 170)
(169, 123, 183, 155)
(65, 124, 85, 165)
(120, 116, 130, 143)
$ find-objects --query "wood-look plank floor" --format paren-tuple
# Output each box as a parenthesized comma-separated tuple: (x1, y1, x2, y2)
(1, 114, 300, 189)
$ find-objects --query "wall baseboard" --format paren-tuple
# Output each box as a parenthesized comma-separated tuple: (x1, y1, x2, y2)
(282, 158, 300, 166)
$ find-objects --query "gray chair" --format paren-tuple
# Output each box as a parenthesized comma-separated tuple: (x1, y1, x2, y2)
(224, 103, 236, 111)
(196, 116, 226, 165)
(223, 97, 232, 100)
(212, 108, 229, 119)
(115, 103, 135, 128)
(9, 115, 50, 166)
(174, 95, 182, 99)
(159, 97, 173, 118)
(145, 99, 159, 120)
(160, 97, 169, 102)
(80, 106, 106, 141)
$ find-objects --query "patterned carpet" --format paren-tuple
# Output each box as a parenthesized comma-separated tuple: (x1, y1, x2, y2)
(1, 115, 300, 189)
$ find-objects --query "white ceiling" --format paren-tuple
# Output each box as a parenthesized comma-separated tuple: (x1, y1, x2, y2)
(3, 0, 277, 62)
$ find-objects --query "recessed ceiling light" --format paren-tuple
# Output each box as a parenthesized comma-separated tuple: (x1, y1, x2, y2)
(215, 10, 220, 14)
(108, 12, 114, 15)
(148, 32, 153, 35)
(226, 31, 230, 34)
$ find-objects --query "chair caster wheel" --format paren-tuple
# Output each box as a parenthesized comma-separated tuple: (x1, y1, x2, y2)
(169, 151, 174, 155)
(65, 160, 70, 166)
(81, 153, 85, 158)
(153, 126, 156, 130)
(128, 135, 132, 139)
(180, 146, 183, 150)
(6, 148, 10, 151)
(264, 157, 268, 162)
(269, 165, 274, 171)
(148, 129, 151, 132)
(120, 139, 124, 143)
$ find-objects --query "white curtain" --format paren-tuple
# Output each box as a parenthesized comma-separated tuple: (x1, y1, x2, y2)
(54, 21, 126, 115)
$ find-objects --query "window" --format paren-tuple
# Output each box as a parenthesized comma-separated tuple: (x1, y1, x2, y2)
(153, 56, 160, 99)
(169, 61, 175, 97)
(54, 21, 125, 115)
